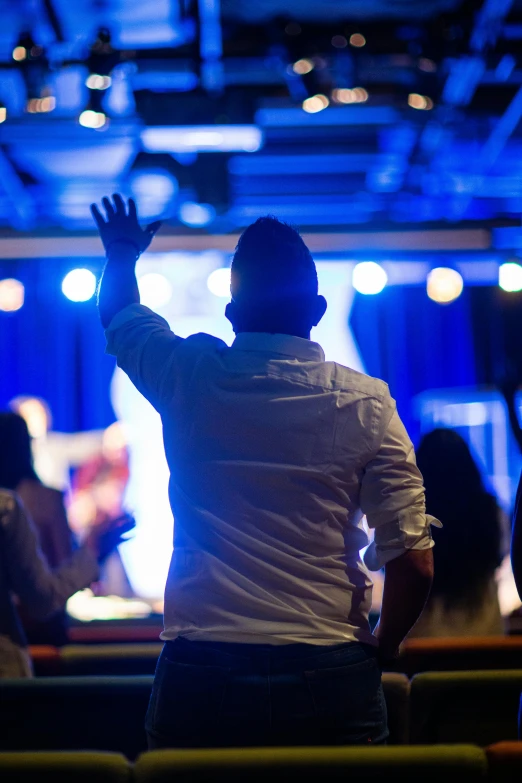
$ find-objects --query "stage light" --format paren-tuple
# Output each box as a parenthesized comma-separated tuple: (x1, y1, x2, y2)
(352, 262, 388, 295)
(86, 73, 112, 90)
(62, 269, 97, 302)
(207, 268, 231, 298)
(350, 33, 366, 47)
(138, 273, 173, 309)
(408, 93, 434, 110)
(12, 46, 27, 61)
(79, 109, 107, 129)
(179, 202, 216, 227)
(426, 267, 463, 304)
(0, 279, 24, 312)
(141, 125, 263, 153)
(130, 170, 178, 218)
(0, 106, 6, 124)
(332, 35, 348, 48)
(293, 58, 314, 75)
(302, 94, 329, 113)
(26, 96, 56, 114)
(499, 261, 522, 292)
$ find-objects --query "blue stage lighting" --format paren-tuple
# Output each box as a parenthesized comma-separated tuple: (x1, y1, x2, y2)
(207, 267, 231, 297)
(179, 201, 216, 227)
(352, 262, 388, 295)
(138, 273, 173, 309)
(62, 269, 97, 302)
(499, 261, 522, 292)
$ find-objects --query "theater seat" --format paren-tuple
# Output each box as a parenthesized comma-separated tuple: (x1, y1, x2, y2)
(60, 644, 162, 676)
(410, 671, 522, 745)
(0, 676, 153, 760)
(134, 745, 487, 783)
(28, 646, 61, 676)
(0, 751, 131, 783)
(381, 672, 410, 744)
(391, 637, 522, 677)
(486, 741, 522, 783)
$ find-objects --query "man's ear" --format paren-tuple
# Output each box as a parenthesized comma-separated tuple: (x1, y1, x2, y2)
(225, 301, 236, 329)
(311, 294, 327, 327)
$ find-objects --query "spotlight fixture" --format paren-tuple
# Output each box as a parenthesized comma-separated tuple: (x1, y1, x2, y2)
(426, 267, 463, 304)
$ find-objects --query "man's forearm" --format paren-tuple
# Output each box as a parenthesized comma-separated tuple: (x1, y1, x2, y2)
(98, 243, 140, 329)
(374, 548, 434, 660)
(512, 472, 522, 600)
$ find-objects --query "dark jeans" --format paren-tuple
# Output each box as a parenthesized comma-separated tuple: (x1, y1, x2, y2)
(145, 637, 388, 749)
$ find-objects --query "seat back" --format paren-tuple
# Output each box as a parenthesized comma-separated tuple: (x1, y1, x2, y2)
(410, 671, 522, 745)
(60, 645, 162, 676)
(392, 637, 522, 677)
(486, 741, 522, 783)
(381, 672, 410, 744)
(134, 745, 487, 783)
(0, 751, 130, 783)
(0, 676, 153, 760)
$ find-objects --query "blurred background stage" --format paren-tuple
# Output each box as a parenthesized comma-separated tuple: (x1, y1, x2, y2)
(1, 0, 522, 622)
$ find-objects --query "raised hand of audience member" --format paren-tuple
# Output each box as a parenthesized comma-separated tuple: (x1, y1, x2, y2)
(91, 193, 161, 258)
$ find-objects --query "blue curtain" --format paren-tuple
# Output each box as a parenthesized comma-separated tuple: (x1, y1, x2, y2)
(0, 258, 116, 432)
(349, 286, 478, 444)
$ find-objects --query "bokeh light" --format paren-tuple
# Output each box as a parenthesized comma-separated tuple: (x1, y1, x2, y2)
(179, 202, 216, 227)
(352, 262, 388, 295)
(302, 94, 329, 113)
(426, 267, 463, 304)
(62, 269, 97, 302)
(0, 278, 25, 312)
(207, 268, 231, 298)
(499, 261, 522, 292)
(138, 273, 173, 309)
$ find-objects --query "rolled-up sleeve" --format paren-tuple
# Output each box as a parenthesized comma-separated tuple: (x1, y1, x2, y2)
(361, 400, 441, 571)
(105, 304, 185, 411)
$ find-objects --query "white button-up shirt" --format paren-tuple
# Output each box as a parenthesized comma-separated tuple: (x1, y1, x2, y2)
(106, 304, 436, 646)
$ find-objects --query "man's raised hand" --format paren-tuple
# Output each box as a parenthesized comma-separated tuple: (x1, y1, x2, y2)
(91, 193, 161, 257)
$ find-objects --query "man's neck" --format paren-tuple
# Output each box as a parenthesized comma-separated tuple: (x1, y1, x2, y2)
(235, 328, 311, 340)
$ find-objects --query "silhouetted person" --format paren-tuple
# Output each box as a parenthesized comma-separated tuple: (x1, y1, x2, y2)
(0, 412, 76, 645)
(411, 428, 504, 637)
(0, 490, 133, 677)
(92, 193, 435, 748)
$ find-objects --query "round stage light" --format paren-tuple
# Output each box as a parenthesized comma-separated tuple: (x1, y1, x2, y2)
(79, 110, 107, 129)
(0, 278, 24, 312)
(62, 269, 97, 302)
(352, 262, 388, 295)
(302, 94, 329, 113)
(207, 267, 231, 298)
(426, 267, 463, 304)
(138, 273, 173, 309)
(499, 261, 522, 292)
(179, 201, 215, 227)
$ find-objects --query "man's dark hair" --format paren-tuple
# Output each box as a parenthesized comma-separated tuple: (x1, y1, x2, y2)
(231, 216, 318, 307)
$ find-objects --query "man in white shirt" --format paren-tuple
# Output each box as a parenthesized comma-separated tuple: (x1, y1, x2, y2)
(92, 194, 435, 749)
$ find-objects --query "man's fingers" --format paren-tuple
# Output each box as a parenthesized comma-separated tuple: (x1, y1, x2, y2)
(146, 220, 162, 236)
(128, 197, 137, 222)
(102, 196, 115, 218)
(112, 193, 125, 216)
(90, 203, 106, 229)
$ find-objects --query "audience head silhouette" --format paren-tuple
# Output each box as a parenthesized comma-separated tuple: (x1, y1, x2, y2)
(416, 427, 501, 608)
(0, 412, 39, 490)
(225, 216, 327, 338)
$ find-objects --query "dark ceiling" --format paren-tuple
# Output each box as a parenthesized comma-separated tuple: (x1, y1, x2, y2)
(1, 0, 522, 233)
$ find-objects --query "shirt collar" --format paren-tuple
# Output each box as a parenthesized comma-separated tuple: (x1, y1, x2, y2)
(231, 332, 325, 362)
